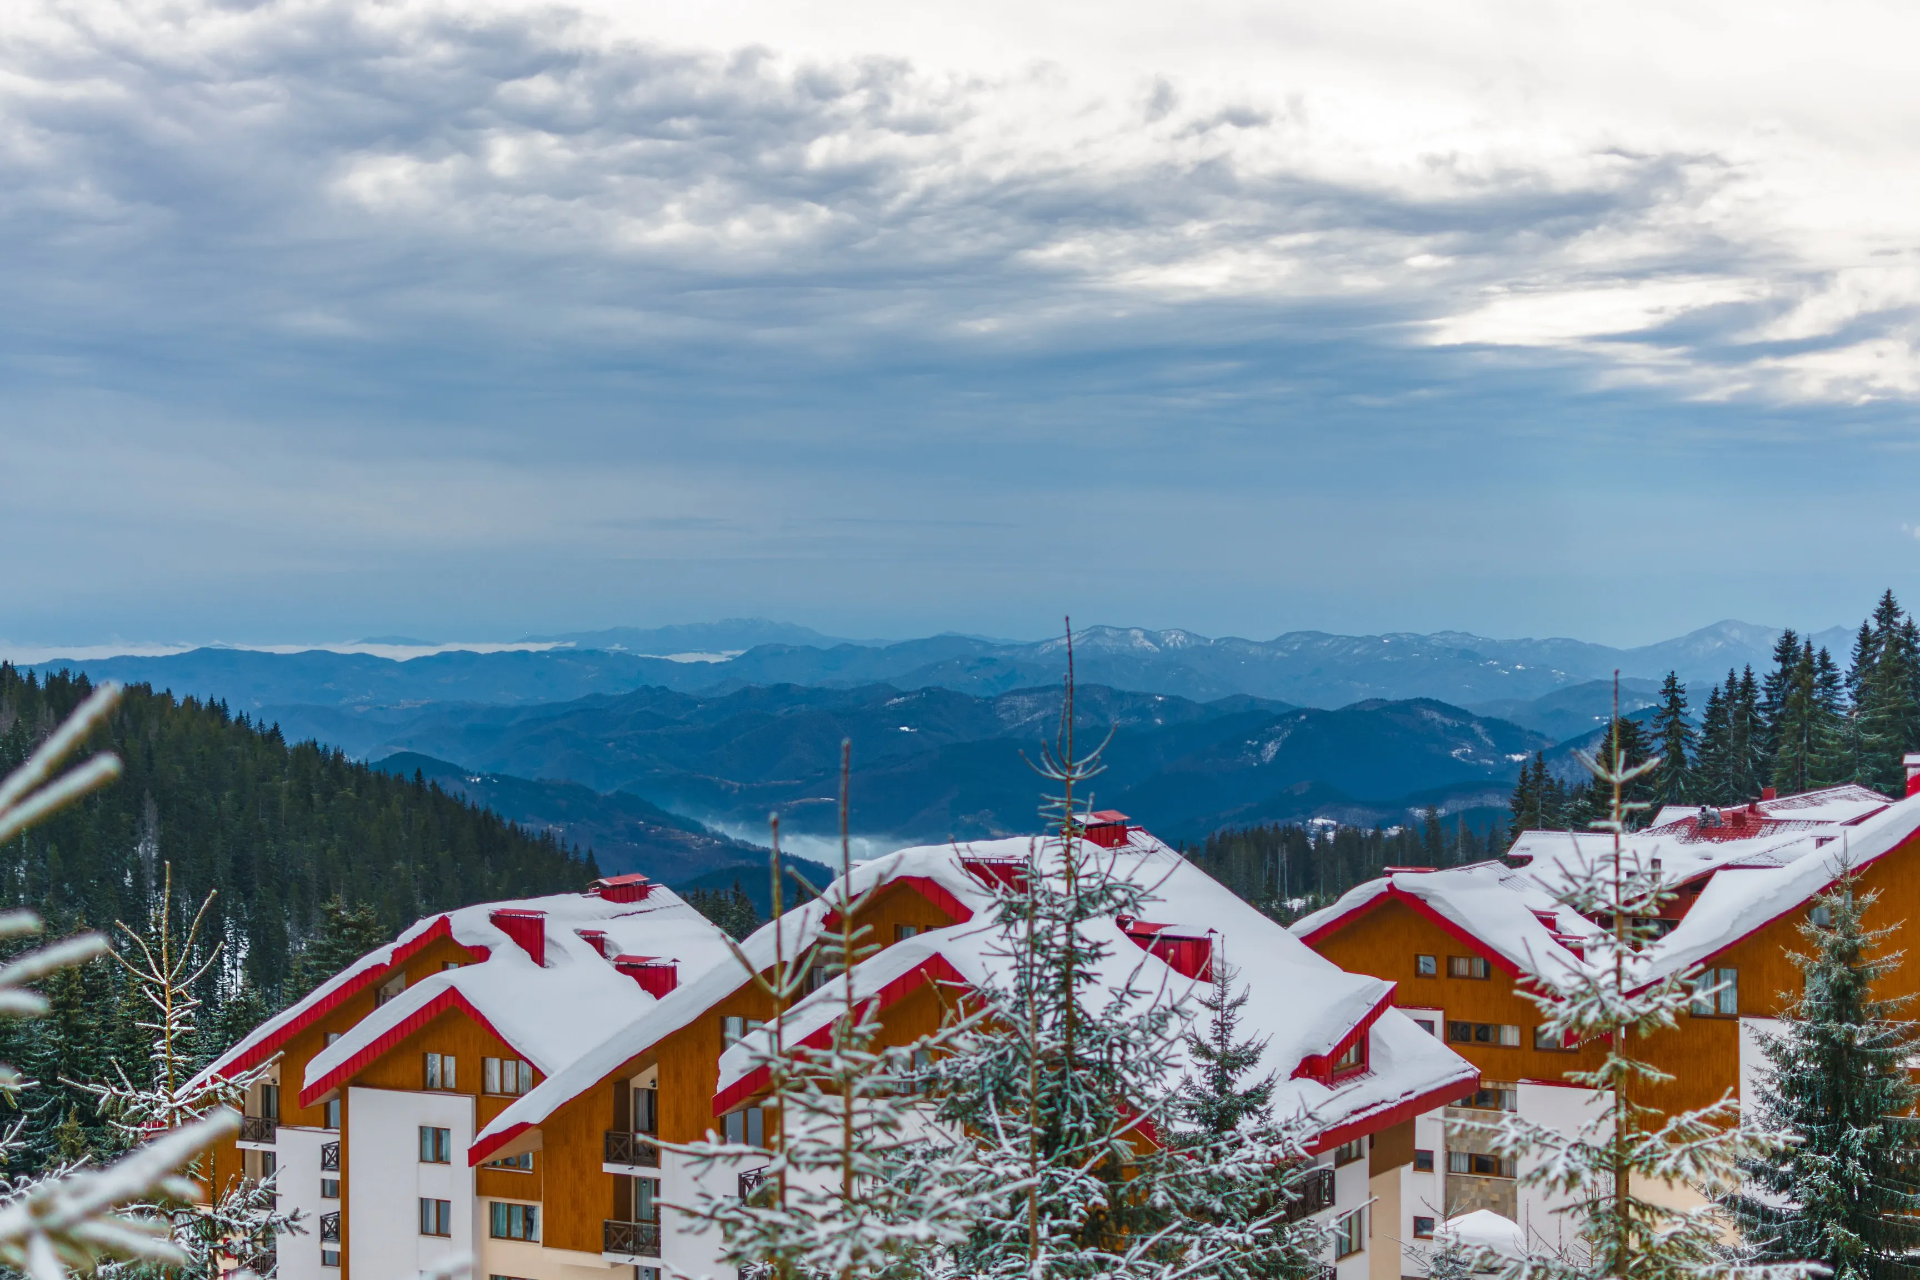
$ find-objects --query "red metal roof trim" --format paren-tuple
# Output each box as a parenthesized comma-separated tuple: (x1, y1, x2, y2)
(1291, 985, 1395, 1084)
(712, 953, 967, 1116)
(298, 986, 523, 1109)
(1305, 1068, 1482, 1156)
(214, 915, 465, 1081)
(1297, 885, 1522, 978)
(468, 1120, 533, 1168)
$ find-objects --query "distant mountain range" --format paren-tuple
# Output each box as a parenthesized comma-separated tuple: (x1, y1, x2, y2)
(26, 618, 1854, 716)
(270, 683, 1550, 846)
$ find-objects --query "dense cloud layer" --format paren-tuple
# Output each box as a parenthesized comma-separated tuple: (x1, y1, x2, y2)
(4, 0, 1919, 643)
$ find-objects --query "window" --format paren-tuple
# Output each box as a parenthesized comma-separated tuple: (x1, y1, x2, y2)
(324, 1032, 341, 1047)
(1332, 1039, 1366, 1074)
(259, 1083, 280, 1118)
(419, 1126, 452, 1164)
(323, 1099, 341, 1131)
(486, 1152, 533, 1171)
(490, 1202, 539, 1242)
(721, 1016, 765, 1050)
(1811, 904, 1832, 927)
(1460, 1084, 1518, 1112)
(376, 973, 406, 1007)
(1333, 1138, 1365, 1166)
(484, 1057, 534, 1096)
(1413, 1149, 1434, 1173)
(1534, 1024, 1575, 1051)
(638, 1269, 662, 1280)
(320, 1178, 339, 1200)
(420, 1198, 453, 1237)
(1447, 1022, 1521, 1047)
(1333, 1207, 1366, 1258)
(1447, 956, 1491, 979)
(724, 1106, 766, 1147)
(632, 1175, 660, 1223)
(633, 1085, 658, 1135)
(1692, 968, 1738, 1017)
(1415, 954, 1437, 977)
(1447, 1151, 1516, 1178)
(424, 1052, 456, 1090)
(896, 924, 920, 941)
(322, 1248, 340, 1268)
(1413, 1216, 1436, 1239)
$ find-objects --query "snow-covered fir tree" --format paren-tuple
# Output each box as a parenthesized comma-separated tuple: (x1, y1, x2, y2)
(82, 864, 301, 1277)
(1171, 952, 1324, 1280)
(1727, 868, 1920, 1280)
(1479, 691, 1814, 1280)
(0, 682, 240, 1279)
(669, 744, 983, 1280)
(917, 634, 1306, 1280)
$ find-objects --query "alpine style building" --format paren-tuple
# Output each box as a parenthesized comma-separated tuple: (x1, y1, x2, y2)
(199, 821, 1479, 1280)
(1293, 768, 1920, 1253)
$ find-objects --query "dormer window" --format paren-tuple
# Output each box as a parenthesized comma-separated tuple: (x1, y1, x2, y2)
(1332, 1038, 1366, 1076)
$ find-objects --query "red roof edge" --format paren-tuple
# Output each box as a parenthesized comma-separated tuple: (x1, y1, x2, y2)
(215, 915, 460, 1081)
(1298, 884, 1522, 978)
(1305, 1067, 1480, 1155)
(468, 1120, 533, 1168)
(1291, 985, 1395, 1084)
(712, 952, 968, 1116)
(298, 986, 521, 1109)
(821, 875, 976, 933)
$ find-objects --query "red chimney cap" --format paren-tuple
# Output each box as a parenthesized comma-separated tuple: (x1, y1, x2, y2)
(1086, 810, 1129, 824)
(589, 873, 654, 903)
(1760, 786, 1777, 801)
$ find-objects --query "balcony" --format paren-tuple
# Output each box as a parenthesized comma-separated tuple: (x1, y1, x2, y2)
(236, 1115, 277, 1150)
(1282, 1166, 1336, 1222)
(604, 1219, 661, 1259)
(319, 1212, 340, 1243)
(320, 1142, 340, 1172)
(603, 1130, 660, 1170)
(738, 1166, 769, 1201)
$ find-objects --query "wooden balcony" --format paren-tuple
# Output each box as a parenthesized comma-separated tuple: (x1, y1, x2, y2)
(236, 1115, 277, 1149)
(603, 1130, 660, 1169)
(604, 1219, 661, 1259)
(1283, 1166, 1335, 1221)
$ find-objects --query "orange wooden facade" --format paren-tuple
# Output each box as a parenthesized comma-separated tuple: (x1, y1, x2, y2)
(1305, 828, 1920, 1121)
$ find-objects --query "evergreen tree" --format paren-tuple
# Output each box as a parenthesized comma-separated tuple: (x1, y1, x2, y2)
(1421, 806, 1444, 866)
(1856, 593, 1918, 794)
(1508, 758, 1542, 846)
(1648, 672, 1695, 808)
(1812, 647, 1854, 787)
(1772, 642, 1821, 797)
(1729, 871, 1920, 1279)
(1732, 666, 1767, 800)
(1761, 630, 1802, 782)
(1484, 735, 1800, 1280)
(1697, 681, 1732, 804)
(685, 881, 761, 940)
(287, 898, 391, 999)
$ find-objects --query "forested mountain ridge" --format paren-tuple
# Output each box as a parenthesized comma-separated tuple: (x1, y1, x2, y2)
(0, 665, 599, 1000)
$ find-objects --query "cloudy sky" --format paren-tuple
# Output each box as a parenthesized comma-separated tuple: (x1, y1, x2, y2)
(7, 0, 1920, 649)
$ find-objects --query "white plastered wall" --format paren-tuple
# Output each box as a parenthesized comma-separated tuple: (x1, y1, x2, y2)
(1514, 1080, 1606, 1256)
(277, 1125, 331, 1280)
(346, 1086, 474, 1280)
(1332, 1150, 1372, 1280)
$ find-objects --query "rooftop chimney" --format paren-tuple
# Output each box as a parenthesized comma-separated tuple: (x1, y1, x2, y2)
(589, 873, 654, 904)
(1082, 810, 1133, 849)
(1760, 786, 1777, 802)
(575, 929, 611, 958)
(490, 909, 546, 966)
(612, 955, 677, 998)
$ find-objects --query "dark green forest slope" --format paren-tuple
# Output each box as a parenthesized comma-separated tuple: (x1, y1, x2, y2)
(0, 665, 599, 1172)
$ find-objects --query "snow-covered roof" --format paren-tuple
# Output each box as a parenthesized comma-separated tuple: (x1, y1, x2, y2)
(193, 882, 738, 1105)
(471, 830, 1477, 1162)
(1295, 783, 1918, 989)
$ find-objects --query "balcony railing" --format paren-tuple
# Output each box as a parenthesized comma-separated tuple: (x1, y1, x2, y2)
(604, 1130, 661, 1168)
(604, 1219, 662, 1258)
(237, 1115, 277, 1145)
(1283, 1167, 1336, 1222)
(320, 1142, 340, 1172)
(319, 1212, 340, 1243)
(738, 1166, 769, 1201)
